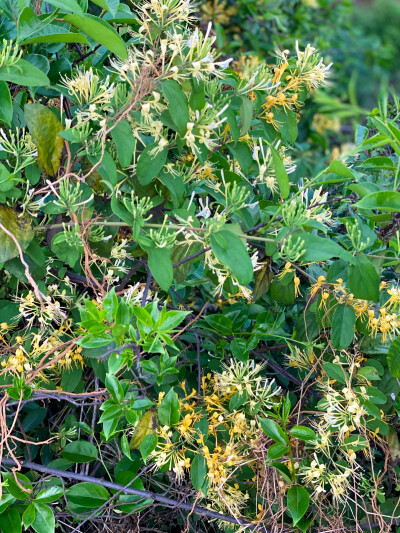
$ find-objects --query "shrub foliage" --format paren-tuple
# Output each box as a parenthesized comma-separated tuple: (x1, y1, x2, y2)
(0, 0, 399, 532)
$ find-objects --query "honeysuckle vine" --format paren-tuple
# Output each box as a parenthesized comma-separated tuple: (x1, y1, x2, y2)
(0, 0, 399, 532)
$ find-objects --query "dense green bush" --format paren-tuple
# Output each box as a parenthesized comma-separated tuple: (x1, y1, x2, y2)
(0, 0, 399, 532)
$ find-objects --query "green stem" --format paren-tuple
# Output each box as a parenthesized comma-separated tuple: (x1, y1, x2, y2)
(283, 422, 297, 482)
(33, 221, 275, 242)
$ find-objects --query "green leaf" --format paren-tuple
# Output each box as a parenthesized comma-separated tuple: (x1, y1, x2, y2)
(46, 0, 84, 12)
(357, 366, 381, 381)
(277, 108, 298, 143)
(359, 156, 396, 170)
(270, 145, 289, 198)
(3, 472, 32, 500)
(0, 494, 16, 515)
(52, 231, 83, 268)
(32, 504, 55, 533)
(211, 229, 253, 285)
(224, 108, 240, 142)
(64, 14, 128, 58)
(191, 454, 207, 490)
(157, 309, 189, 331)
(287, 485, 309, 525)
(66, 482, 110, 508)
(189, 79, 205, 112)
(147, 246, 173, 292)
(0, 82, 12, 125)
(22, 504, 36, 529)
(111, 119, 135, 168)
(323, 362, 350, 384)
(326, 159, 354, 179)
(388, 338, 400, 378)
(331, 304, 356, 350)
(258, 417, 288, 444)
(269, 275, 295, 304)
(300, 233, 356, 265)
(348, 255, 380, 301)
(268, 462, 292, 483)
(140, 433, 158, 463)
(227, 141, 252, 173)
(61, 440, 99, 463)
(0, 59, 49, 87)
(17, 8, 58, 43)
(103, 288, 118, 323)
(355, 191, 400, 212)
(24, 103, 64, 176)
(0, 507, 21, 533)
(158, 387, 180, 427)
(22, 27, 88, 45)
(342, 434, 368, 452)
(161, 80, 189, 136)
(35, 486, 63, 503)
(105, 373, 124, 402)
(289, 426, 316, 441)
(267, 442, 289, 460)
(136, 143, 168, 185)
(133, 306, 153, 328)
(88, 151, 117, 187)
(239, 96, 253, 136)
(105, 0, 120, 16)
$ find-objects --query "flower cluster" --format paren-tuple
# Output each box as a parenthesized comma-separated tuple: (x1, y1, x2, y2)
(149, 361, 281, 515)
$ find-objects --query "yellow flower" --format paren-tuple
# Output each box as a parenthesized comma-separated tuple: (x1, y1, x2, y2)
(278, 262, 294, 280)
(310, 275, 326, 298)
(294, 276, 302, 297)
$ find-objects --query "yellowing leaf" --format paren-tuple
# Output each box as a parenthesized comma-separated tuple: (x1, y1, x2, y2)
(130, 410, 155, 449)
(24, 103, 64, 176)
(0, 205, 33, 262)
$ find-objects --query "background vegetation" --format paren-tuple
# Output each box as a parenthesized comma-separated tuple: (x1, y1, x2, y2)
(0, 0, 399, 532)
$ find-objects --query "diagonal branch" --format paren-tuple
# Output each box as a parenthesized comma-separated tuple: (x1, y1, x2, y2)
(1, 457, 268, 532)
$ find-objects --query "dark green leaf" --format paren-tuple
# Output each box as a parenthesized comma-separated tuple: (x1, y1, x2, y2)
(66, 482, 110, 508)
(191, 454, 207, 490)
(136, 144, 168, 185)
(331, 304, 356, 350)
(267, 442, 289, 460)
(61, 441, 99, 463)
(140, 433, 158, 463)
(147, 246, 173, 292)
(0, 507, 21, 533)
(111, 120, 135, 167)
(300, 233, 356, 264)
(0, 82, 12, 125)
(388, 338, 400, 378)
(211, 229, 253, 285)
(258, 417, 288, 444)
(161, 80, 189, 136)
(3, 473, 32, 500)
(323, 362, 350, 384)
(348, 256, 380, 301)
(105, 373, 124, 402)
